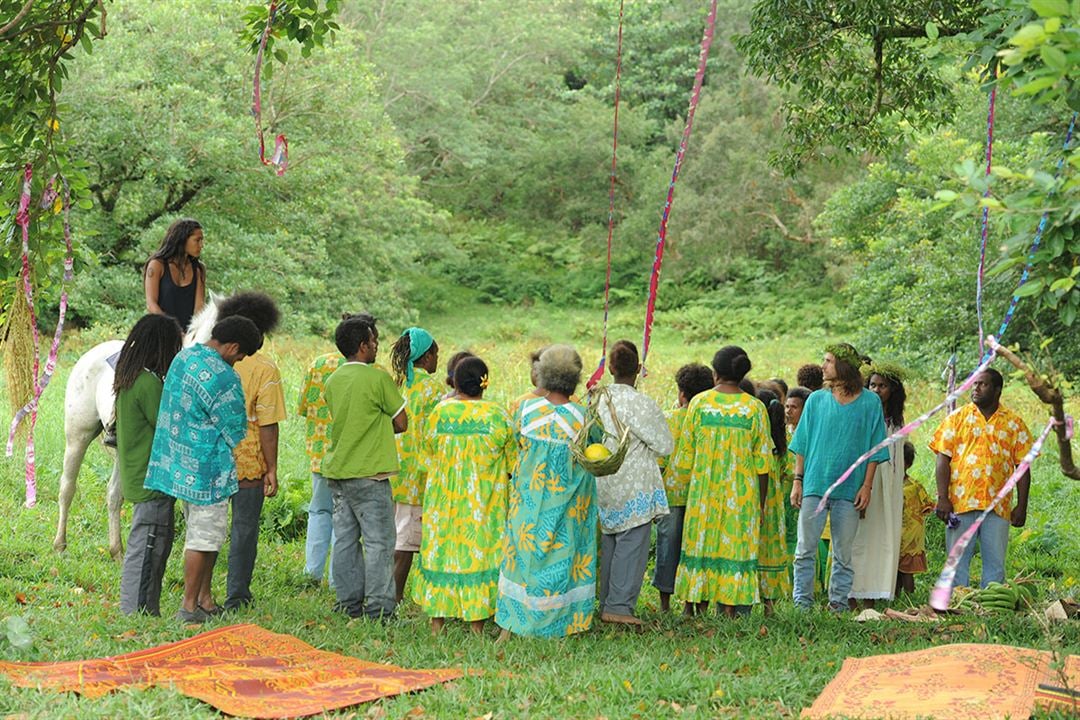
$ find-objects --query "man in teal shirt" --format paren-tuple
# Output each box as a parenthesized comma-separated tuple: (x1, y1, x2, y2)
(145, 315, 262, 623)
(324, 314, 407, 620)
(789, 343, 889, 613)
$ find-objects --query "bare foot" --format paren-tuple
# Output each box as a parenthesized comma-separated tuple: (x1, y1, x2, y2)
(431, 618, 445, 636)
(469, 620, 485, 635)
(496, 628, 512, 644)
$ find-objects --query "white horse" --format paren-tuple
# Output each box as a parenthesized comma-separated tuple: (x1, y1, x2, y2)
(54, 298, 220, 558)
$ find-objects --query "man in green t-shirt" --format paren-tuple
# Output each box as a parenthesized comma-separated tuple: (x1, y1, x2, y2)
(323, 315, 407, 619)
(114, 314, 183, 616)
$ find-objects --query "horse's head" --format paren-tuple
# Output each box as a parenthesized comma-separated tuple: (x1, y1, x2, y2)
(184, 291, 221, 347)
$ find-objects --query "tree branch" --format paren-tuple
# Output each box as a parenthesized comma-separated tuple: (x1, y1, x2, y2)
(0, 0, 34, 38)
(994, 343, 1080, 480)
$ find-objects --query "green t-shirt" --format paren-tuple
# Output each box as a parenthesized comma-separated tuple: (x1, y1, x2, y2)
(323, 362, 405, 480)
(116, 370, 166, 504)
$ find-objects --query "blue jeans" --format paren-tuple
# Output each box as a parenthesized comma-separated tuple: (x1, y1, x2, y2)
(329, 477, 396, 618)
(793, 496, 859, 608)
(946, 510, 1010, 588)
(304, 472, 335, 586)
(652, 506, 685, 594)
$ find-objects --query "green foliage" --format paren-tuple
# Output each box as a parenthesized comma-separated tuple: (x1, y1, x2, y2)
(737, 0, 985, 170)
(56, 0, 433, 333)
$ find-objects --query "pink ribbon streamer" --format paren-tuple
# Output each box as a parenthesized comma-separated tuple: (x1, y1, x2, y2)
(586, 0, 626, 390)
(929, 415, 1062, 611)
(6, 173, 75, 507)
(639, 0, 718, 375)
(975, 87, 996, 355)
(252, 1, 288, 176)
(814, 342, 1000, 514)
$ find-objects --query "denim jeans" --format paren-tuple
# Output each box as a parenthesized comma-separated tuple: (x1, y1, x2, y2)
(304, 472, 335, 585)
(946, 510, 1010, 588)
(652, 506, 685, 594)
(225, 485, 265, 610)
(329, 477, 396, 618)
(793, 496, 859, 608)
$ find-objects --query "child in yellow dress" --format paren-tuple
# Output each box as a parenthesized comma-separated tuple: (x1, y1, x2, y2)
(896, 441, 934, 594)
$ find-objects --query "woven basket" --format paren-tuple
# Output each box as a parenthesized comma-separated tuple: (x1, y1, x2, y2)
(570, 386, 630, 477)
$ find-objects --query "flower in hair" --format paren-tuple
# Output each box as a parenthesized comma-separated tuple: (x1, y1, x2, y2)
(479, 374, 489, 389)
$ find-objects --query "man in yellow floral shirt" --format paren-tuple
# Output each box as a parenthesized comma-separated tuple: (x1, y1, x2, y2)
(929, 368, 1032, 588)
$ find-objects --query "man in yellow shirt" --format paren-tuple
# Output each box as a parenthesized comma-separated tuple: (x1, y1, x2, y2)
(217, 293, 287, 612)
(929, 368, 1032, 588)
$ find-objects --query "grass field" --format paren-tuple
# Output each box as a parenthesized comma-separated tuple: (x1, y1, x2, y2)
(1, 305, 1079, 718)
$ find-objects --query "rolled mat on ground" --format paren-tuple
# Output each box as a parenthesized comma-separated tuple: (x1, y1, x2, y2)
(0, 623, 461, 719)
(803, 643, 1079, 719)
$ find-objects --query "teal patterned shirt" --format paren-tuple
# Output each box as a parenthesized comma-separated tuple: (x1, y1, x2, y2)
(144, 343, 248, 505)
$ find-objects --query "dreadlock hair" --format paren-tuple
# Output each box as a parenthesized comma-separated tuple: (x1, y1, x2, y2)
(216, 291, 281, 335)
(866, 372, 907, 428)
(390, 332, 439, 387)
(757, 388, 787, 455)
(675, 363, 714, 402)
(145, 218, 203, 279)
(113, 314, 183, 394)
(454, 356, 489, 398)
(445, 350, 475, 389)
(334, 315, 377, 359)
(796, 364, 824, 391)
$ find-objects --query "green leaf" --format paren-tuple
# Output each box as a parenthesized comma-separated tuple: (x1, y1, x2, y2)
(1014, 279, 1046, 298)
(5, 616, 32, 650)
(1061, 301, 1077, 325)
(273, 48, 288, 64)
(1040, 45, 1067, 70)
(934, 190, 958, 202)
(1031, 0, 1069, 17)
(1050, 277, 1075, 293)
(1016, 76, 1058, 94)
(925, 21, 939, 41)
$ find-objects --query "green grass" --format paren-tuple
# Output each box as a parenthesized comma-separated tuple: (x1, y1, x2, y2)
(1, 304, 1079, 719)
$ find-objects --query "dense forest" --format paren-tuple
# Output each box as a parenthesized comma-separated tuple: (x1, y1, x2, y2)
(2, 0, 1079, 375)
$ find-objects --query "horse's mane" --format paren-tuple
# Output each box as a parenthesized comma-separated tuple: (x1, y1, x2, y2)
(184, 291, 220, 347)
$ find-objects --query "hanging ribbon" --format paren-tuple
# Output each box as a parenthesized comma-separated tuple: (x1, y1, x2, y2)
(975, 87, 997, 356)
(929, 415, 1064, 611)
(252, 1, 288, 176)
(639, 0, 718, 376)
(5, 172, 75, 508)
(814, 343, 999, 514)
(586, 0, 625, 390)
(987, 112, 1077, 356)
(941, 352, 958, 413)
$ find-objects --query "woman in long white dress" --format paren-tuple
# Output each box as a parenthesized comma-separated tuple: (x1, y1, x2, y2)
(848, 363, 907, 606)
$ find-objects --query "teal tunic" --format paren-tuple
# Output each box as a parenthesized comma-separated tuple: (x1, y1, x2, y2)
(495, 397, 598, 638)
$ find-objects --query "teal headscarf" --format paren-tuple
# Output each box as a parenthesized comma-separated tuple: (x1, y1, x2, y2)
(402, 327, 434, 387)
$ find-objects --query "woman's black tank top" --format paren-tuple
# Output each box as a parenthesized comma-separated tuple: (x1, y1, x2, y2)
(158, 262, 198, 331)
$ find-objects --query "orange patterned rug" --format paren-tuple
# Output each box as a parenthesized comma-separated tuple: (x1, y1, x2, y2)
(803, 643, 1080, 719)
(0, 623, 461, 718)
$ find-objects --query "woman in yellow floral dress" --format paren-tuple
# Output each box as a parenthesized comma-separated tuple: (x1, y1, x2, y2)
(755, 388, 792, 613)
(413, 357, 515, 634)
(672, 346, 771, 617)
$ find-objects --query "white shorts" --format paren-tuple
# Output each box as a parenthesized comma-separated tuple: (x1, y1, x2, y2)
(394, 502, 423, 552)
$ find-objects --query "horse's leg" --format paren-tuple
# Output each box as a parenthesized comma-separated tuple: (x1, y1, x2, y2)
(106, 456, 124, 560)
(55, 423, 100, 552)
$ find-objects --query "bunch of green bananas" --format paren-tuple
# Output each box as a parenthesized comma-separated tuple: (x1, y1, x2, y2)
(968, 581, 1036, 612)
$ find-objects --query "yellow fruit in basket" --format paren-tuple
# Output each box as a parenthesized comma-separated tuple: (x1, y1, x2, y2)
(584, 443, 611, 461)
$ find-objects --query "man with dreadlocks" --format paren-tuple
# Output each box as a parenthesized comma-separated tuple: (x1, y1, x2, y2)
(115, 314, 184, 616)
(215, 292, 286, 612)
(388, 327, 441, 603)
(789, 342, 889, 614)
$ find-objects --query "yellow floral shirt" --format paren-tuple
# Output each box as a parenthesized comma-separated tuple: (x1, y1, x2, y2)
(660, 407, 688, 506)
(928, 403, 1032, 520)
(297, 353, 342, 474)
(392, 369, 445, 505)
(233, 354, 287, 481)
